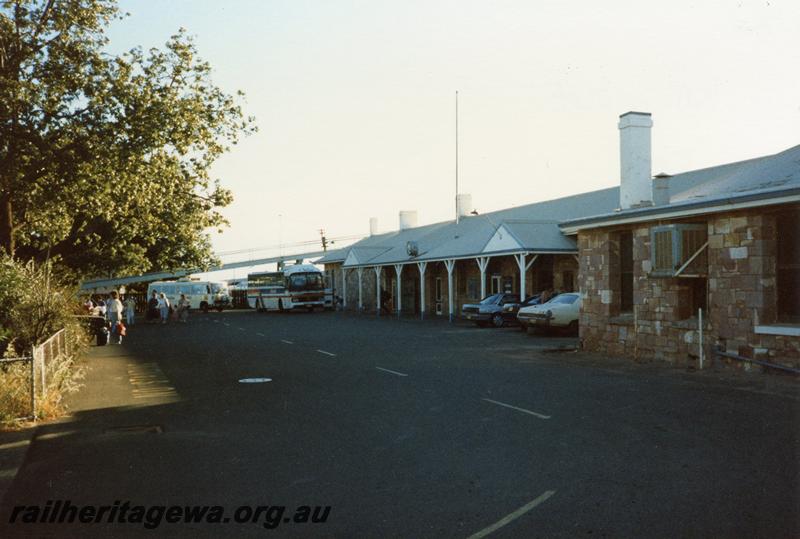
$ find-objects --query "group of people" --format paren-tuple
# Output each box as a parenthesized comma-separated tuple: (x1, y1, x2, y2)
(83, 291, 133, 344)
(145, 291, 191, 324)
(84, 293, 137, 326)
(82, 290, 193, 346)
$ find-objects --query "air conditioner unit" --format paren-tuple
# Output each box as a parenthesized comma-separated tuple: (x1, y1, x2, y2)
(406, 241, 419, 257)
(435, 302, 443, 315)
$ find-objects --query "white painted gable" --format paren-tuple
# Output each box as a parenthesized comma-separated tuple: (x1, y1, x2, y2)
(343, 250, 360, 267)
(482, 224, 522, 253)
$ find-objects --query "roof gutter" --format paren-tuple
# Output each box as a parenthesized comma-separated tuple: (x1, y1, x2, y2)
(559, 188, 800, 234)
(340, 248, 577, 268)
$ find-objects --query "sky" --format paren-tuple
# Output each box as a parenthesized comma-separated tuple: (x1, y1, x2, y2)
(106, 0, 800, 276)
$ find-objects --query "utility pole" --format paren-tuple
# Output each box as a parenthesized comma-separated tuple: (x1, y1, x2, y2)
(319, 229, 328, 252)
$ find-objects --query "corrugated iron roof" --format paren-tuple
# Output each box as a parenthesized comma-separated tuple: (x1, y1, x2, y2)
(331, 187, 618, 267)
(562, 144, 800, 230)
(321, 145, 799, 267)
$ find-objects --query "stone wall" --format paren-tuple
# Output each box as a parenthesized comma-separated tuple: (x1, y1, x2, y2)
(578, 206, 799, 370)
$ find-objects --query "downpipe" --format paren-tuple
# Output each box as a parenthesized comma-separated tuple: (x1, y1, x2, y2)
(713, 346, 800, 375)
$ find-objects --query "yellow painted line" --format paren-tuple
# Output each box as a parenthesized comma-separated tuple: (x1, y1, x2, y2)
(466, 491, 556, 539)
(481, 398, 551, 420)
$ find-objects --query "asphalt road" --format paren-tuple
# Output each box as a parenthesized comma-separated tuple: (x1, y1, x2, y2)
(2, 310, 798, 538)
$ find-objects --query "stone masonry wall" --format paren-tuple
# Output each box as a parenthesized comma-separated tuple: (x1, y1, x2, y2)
(578, 207, 799, 370)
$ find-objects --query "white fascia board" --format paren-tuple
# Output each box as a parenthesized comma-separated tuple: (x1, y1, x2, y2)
(755, 325, 800, 337)
(560, 193, 800, 234)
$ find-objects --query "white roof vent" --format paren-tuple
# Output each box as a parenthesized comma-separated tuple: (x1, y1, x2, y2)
(399, 211, 417, 231)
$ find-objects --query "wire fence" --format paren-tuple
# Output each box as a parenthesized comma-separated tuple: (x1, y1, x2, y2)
(0, 329, 70, 422)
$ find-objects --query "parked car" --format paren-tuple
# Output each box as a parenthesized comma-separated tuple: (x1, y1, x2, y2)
(502, 294, 542, 328)
(461, 293, 523, 327)
(517, 293, 581, 334)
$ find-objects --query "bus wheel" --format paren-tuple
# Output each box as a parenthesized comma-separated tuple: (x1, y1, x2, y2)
(201, 302, 209, 313)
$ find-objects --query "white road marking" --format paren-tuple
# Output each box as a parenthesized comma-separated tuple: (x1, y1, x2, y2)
(237, 327, 245, 331)
(375, 367, 408, 377)
(36, 431, 77, 441)
(223, 323, 230, 327)
(466, 490, 556, 539)
(213, 320, 219, 323)
(316, 349, 336, 357)
(481, 398, 551, 420)
(281, 340, 294, 345)
(0, 439, 31, 451)
(256, 332, 265, 337)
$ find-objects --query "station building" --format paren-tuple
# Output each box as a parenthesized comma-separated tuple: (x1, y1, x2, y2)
(317, 188, 618, 320)
(318, 112, 799, 369)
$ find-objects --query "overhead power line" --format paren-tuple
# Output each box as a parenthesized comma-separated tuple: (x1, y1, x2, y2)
(215, 233, 363, 258)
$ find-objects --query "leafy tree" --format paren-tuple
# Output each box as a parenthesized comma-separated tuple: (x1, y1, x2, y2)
(0, 0, 255, 280)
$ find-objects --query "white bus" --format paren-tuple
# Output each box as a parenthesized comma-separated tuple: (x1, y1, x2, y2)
(147, 279, 231, 312)
(247, 264, 326, 312)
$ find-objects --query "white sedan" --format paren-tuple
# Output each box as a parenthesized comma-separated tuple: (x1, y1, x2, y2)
(517, 293, 581, 333)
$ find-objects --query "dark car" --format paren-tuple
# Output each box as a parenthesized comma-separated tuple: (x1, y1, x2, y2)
(461, 293, 525, 327)
(501, 294, 542, 328)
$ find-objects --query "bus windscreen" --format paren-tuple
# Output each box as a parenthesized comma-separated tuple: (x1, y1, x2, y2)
(288, 273, 323, 291)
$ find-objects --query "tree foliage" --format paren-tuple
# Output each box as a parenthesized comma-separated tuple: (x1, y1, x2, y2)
(0, 0, 255, 280)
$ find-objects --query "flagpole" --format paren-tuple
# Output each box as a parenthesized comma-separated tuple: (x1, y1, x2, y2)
(455, 90, 459, 225)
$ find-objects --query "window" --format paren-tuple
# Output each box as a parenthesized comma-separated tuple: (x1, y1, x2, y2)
(503, 276, 514, 293)
(467, 278, 479, 299)
(650, 224, 707, 276)
(480, 294, 502, 305)
(777, 211, 800, 322)
(619, 231, 633, 312)
(550, 293, 578, 305)
(435, 277, 443, 302)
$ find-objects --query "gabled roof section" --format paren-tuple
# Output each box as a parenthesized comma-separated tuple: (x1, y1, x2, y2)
(315, 247, 350, 265)
(343, 246, 393, 266)
(490, 220, 577, 253)
(481, 224, 522, 253)
(336, 187, 619, 266)
(561, 145, 800, 231)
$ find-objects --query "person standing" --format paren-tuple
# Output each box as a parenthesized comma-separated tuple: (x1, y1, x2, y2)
(124, 295, 137, 326)
(157, 293, 170, 324)
(96, 297, 107, 317)
(106, 291, 124, 344)
(177, 294, 191, 323)
(147, 291, 159, 323)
